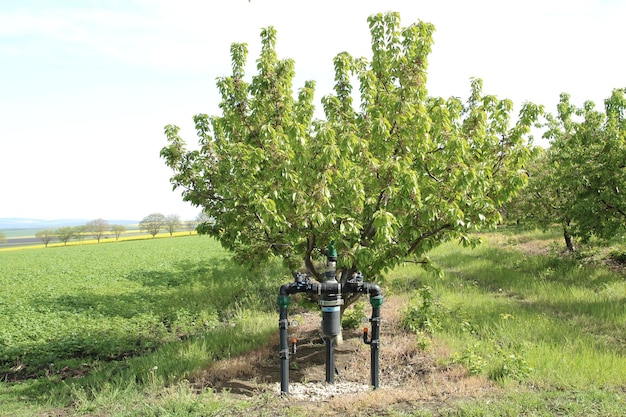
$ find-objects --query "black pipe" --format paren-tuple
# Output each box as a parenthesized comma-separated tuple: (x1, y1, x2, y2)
(277, 272, 383, 394)
(369, 294, 383, 389)
(325, 336, 335, 383)
(277, 294, 290, 394)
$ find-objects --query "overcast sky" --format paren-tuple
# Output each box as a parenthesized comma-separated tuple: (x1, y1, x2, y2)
(1, 0, 624, 221)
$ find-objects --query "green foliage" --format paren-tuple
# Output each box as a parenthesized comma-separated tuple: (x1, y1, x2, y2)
(161, 12, 539, 286)
(450, 339, 533, 382)
(400, 286, 446, 335)
(341, 301, 366, 329)
(509, 88, 626, 250)
(609, 246, 626, 265)
(399, 285, 448, 349)
(0, 236, 287, 372)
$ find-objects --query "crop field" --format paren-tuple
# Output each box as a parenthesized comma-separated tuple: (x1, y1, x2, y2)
(0, 235, 288, 416)
(1, 229, 626, 416)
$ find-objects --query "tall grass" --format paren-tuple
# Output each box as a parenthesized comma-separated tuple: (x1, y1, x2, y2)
(387, 229, 626, 390)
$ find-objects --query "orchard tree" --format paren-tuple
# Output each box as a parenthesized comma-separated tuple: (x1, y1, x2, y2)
(56, 226, 75, 246)
(165, 214, 181, 236)
(36, 229, 56, 247)
(161, 13, 539, 305)
(140, 213, 165, 238)
(504, 148, 577, 251)
(111, 224, 126, 241)
(544, 89, 626, 243)
(86, 218, 109, 243)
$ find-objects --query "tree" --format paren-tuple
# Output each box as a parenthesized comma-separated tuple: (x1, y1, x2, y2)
(56, 226, 75, 246)
(165, 214, 181, 237)
(86, 219, 109, 243)
(111, 224, 126, 241)
(140, 213, 165, 238)
(0, 231, 7, 244)
(184, 219, 198, 235)
(36, 229, 56, 247)
(161, 13, 539, 308)
(504, 148, 577, 251)
(543, 89, 626, 244)
(73, 225, 87, 244)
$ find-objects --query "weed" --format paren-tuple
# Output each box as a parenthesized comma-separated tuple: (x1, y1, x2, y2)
(400, 286, 447, 336)
(342, 301, 366, 329)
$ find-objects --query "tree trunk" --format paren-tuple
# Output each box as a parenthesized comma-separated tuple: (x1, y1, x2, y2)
(564, 227, 576, 252)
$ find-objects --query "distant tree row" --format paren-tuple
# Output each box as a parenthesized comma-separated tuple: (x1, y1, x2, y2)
(32, 213, 206, 247)
(35, 219, 128, 247)
(505, 88, 626, 251)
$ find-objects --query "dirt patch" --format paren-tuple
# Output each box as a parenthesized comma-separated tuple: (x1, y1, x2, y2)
(189, 295, 498, 414)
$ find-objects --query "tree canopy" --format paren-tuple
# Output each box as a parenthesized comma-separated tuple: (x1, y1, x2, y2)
(544, 89, 626, 242)
(140, 213, 166, 238)
(506, 88, 626, 251)
(161, 12, 540, 284)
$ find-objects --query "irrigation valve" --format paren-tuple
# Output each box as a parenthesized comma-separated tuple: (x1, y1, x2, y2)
(277, 240, 383, 394)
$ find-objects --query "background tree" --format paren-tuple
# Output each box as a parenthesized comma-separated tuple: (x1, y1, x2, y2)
(111, 224, 126, 241)
(161, 13, 539, 310)
(184, 220, 198, 235)
(56, 226, 75, 246)
(165, 214, 181, 237)
(504, 148, 577, 251)
(543, 89, 626, 244)
(0, 231, 7, 243)
(140, 213, 165, 238)
(73, 225, 87, 244)
(86, 219, 109, 243)
(36, 229, 56, 247)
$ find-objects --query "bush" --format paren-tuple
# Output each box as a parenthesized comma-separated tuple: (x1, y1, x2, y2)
(342, 301, 366, 329)
(400, 286, 447, 335)
(609, 247, 626, 265)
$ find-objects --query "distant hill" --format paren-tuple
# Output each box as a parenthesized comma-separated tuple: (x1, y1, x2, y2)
(0, 218, 138, 230)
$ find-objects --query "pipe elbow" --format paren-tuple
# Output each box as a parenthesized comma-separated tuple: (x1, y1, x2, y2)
(365, 283, 382, 296)
(279, 283, 292, 296)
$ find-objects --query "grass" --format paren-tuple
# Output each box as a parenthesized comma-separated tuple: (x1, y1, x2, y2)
(1, 227, 626, 416)
(384, 227, 626, 415)
(0, 235, 289, 416)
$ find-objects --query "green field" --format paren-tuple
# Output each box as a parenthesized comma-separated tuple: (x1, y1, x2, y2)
(0, 236, 288, 416)
(1, 230, 626, 416)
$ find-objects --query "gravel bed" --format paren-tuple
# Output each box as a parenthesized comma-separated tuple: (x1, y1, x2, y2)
(274, 381, 371, 401)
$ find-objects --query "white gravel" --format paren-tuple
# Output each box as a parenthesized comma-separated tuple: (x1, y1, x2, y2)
(275, 381, 371, 401)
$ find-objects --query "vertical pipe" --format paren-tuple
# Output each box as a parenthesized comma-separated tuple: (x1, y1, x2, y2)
(325, 336, 335, 383)
(277, 294, 291, 394)
(369, 294, 383, 389)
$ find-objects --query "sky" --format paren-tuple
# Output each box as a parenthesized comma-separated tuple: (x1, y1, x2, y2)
(1, 0, 624, 221)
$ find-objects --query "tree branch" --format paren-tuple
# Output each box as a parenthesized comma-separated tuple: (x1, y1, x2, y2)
(407, 223, 453, 255)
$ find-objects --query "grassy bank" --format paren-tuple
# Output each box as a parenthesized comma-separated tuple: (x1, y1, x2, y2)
(385, 227, 626, 415)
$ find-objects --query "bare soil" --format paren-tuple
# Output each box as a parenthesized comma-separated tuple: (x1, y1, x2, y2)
(189, 295, 498, 415)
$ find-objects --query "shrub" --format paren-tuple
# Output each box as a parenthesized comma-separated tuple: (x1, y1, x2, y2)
(342, 301, 366, 329)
